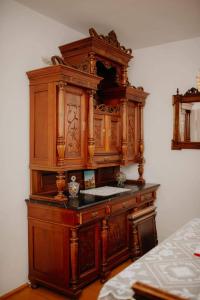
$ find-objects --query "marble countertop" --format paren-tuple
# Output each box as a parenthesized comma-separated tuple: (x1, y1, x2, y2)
(27, 183, 159, 210)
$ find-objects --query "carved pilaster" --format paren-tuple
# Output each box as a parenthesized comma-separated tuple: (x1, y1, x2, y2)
(132, 224, 141, 260)
(101, 219, 109, 283)
(70, 227, 79, 290)
(89, 52, 96, 75)
(57, 81, 66, 167)
(54, 171, 67, 201)
(121, 99, 128, 165)
(121, 65, 128, 86)
(87, 90, 95, 168)
(137, 103, 145, 184)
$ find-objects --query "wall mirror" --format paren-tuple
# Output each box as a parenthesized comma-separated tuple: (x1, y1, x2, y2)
(172, 87, 200, 149)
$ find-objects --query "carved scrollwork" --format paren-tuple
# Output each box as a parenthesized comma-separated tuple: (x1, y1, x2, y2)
(184, 87, 200, 96)
(51, 55, 90, 73)
(75, 59, 90, 73)
(51, 55, 66, 65)
(66, 103, 81, 155)
(94, 104, 120, 114)
(89, 28, 132, 55)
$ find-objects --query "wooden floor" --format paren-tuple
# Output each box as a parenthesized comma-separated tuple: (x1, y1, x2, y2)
(4, 260, 132, 300)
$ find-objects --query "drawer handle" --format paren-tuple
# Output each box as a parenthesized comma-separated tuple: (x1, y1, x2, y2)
(91, 212, 98, 217)
(122, 202, 126, 208)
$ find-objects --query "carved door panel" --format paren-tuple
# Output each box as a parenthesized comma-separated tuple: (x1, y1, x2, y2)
(127, 102, 138, 162)
(94, 114, 106, 153)
(107, 212, 130, 264)
(78, 222, 100, 283)
(64, 85, 87, 168)
(109, 116, 121, 153)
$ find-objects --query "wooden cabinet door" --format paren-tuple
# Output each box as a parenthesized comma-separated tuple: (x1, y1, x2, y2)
(78, 222, 101, 283)
(129, 206, 157, 259)
(94, 114, 121, 153)
(107, 211, 130, 267)
(94, 114, 106, 153)
(63, 85, 87, 168)
(137, 213, 157, 255)
(28, 219, 69, 289)
(109, 115, 121, 153)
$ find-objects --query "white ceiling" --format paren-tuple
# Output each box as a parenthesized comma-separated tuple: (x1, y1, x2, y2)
(16, 0, 200, 49)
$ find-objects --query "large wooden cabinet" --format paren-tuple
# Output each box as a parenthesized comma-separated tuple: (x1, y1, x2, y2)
(27, 28, 159, 299)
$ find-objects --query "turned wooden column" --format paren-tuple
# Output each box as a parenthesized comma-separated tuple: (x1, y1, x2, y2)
(101, 218, 109, 283)
(137, 103, 145, 184)
(132, 223, 141, 260)
(55, 81, 67, 200)
(57, 81, 66, 166)
(55, 171, 67, 201)
(121, 99, 128, 165)
(70, 227, 79, 290)
(87, 90, 95, 168)
(184, 109, 191, 142)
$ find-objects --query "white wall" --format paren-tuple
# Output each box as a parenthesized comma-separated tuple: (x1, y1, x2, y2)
(123, 37, 200, 242)
(0, 0, 84, 295)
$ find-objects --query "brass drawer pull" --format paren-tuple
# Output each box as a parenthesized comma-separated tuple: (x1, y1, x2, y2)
(91, 211, 98, 217)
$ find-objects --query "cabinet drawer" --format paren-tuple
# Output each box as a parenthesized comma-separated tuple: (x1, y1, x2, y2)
(79, 207, 105, 224)
(94, 154, 120, 164)
(111, 198, 135, 214)
(141, 191, 154, 203)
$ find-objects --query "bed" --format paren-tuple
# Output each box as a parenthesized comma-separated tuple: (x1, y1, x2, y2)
(98, 218, 200, 300)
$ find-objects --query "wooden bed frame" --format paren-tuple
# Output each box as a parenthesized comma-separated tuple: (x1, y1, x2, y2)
(132, 282, 187, 300)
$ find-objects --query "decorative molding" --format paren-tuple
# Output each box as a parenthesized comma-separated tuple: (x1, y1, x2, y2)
(89, 27, 132, 55)
(1, 284, 29, 299)
(94, 104, 120, 114)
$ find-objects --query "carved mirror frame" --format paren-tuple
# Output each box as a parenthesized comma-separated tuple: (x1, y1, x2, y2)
(172, 87, 200, 150)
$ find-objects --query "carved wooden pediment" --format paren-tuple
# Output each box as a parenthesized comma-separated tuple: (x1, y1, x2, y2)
(89, 27, 132, 55)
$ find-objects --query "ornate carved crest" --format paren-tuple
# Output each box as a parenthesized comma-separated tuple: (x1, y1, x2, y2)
(89, 28, 132, 55)
(184, 87, 200, 96)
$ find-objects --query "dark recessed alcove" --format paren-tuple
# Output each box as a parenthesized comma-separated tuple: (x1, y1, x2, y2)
(96, 61, 118, 103)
